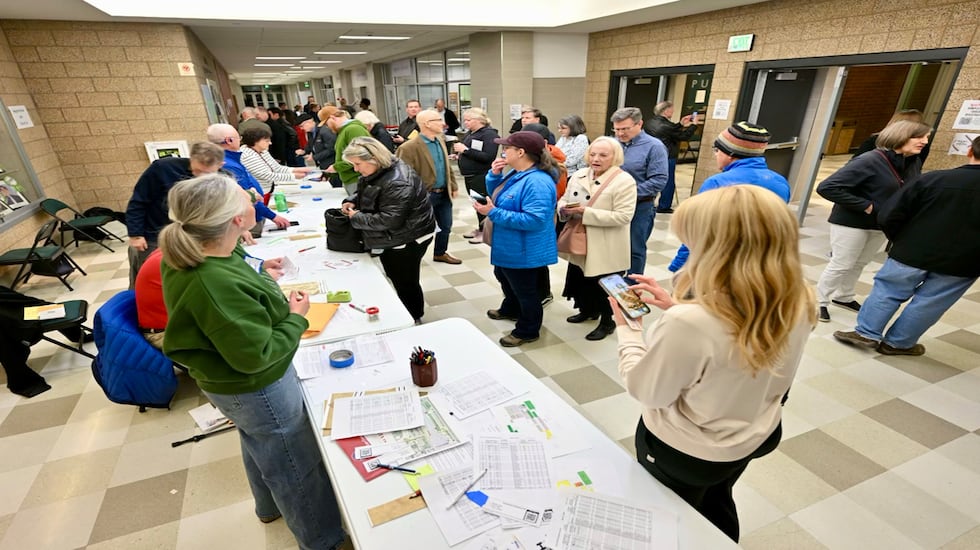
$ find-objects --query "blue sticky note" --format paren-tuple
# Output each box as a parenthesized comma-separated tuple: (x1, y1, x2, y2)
(465, 490, 488, 507)
(312, 197, 323, 201)
(300, 184, 312, 189)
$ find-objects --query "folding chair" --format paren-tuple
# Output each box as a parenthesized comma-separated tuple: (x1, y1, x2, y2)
(36, 299, 95, 360)
(0, 220, 87, 291)
(40, 198, 124, 252)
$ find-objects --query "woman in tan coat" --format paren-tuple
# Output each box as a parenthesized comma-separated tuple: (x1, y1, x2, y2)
(558, 136, 637, 340)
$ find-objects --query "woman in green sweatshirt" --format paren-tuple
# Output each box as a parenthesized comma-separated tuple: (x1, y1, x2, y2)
(159, 174, 345, 550)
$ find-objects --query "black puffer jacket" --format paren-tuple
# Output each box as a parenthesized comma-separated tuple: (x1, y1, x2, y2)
(817, 149, 922, 230)
(306, 126, 337, 169)
(347, 159, 435, 249)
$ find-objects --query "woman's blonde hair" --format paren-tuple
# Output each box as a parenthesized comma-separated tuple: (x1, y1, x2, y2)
(158, 174, 250, 271)
(355, 109, 381, 127)
(587, 136, 624, 167)
(342, 136, 396, 170)
(671, 185, 815, 374)
(875, 120, 931, 150)
(462, 107, 491, 127)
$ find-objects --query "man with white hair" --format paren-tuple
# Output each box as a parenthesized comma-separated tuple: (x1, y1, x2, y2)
(207, 123, 289, 237)
(239, 107, 270, 135)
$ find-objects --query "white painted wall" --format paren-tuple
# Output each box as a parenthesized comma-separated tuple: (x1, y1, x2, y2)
(532, 33, 589, 79)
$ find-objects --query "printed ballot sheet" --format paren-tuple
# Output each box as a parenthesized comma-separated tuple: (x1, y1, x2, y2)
(364, 396, 466, 466)
(547, 491, 678, 550)
(416, 466, 500, 546)
(328, 390, 424, 440)
(473, 434, 553, 490)
(433, 370, 526, 419)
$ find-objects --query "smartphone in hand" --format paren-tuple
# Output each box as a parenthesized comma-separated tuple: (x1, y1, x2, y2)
(599, 274, 651, 319)
(469, 189, 488, 205)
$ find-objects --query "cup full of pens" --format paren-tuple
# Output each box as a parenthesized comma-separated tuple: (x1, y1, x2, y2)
(410, 346, 438, 387)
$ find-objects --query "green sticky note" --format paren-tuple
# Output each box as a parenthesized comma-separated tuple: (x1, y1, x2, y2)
(577, 471, 592, 485)
(524, 400, 535, 410)
(405, 464, 435, 491)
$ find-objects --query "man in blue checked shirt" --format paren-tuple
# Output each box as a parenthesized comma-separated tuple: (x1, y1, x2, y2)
(611, 107, 668, 277)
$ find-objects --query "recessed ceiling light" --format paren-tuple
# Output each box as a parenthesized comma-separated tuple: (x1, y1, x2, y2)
(255, 56, 306, 60)
(254, 63, 292, 67)
(313, 51, 366, 55)
(338, 35, 409, 40)
(300, 60, 342, 64)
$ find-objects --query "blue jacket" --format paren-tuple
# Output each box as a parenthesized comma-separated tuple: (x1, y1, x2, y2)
(92, 290, 176, 409)
(668, 157, 790, 272)
(223, 149, 276, 222)
(485, 168, 558, 269)
(125, 157, 193, 243)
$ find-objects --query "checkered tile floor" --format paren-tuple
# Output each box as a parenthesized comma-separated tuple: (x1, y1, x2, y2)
(2, 158, 980, 549)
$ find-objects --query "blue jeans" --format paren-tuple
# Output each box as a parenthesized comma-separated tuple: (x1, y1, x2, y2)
(203, 366, 345, 550)
(494, 266, 543, 339)
(856, 258, 977, 349)
(657, 158, 676, 211)
(629, 199, 656, 276)
(428, 190, 453, 256)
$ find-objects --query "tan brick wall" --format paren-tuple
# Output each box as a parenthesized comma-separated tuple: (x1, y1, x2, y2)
(0, 19, 212, 219)
(0, 25, 72, 262)
(584, 0, 980, 183)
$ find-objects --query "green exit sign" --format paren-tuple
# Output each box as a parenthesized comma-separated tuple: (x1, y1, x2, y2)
(728, 34, 755, 53)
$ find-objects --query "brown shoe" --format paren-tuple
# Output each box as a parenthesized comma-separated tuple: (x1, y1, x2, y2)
(877, 342, 925, 356)
(487, 309, 519, 321)
(500, 333, 539, 347)
(433, 253, 462, 264)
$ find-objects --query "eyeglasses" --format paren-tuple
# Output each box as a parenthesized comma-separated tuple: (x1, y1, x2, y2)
(612, 124, 637, 133)
(711, 146, 720, 153)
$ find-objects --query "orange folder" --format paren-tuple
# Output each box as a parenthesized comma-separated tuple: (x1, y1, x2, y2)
(302, 303, 339, 338)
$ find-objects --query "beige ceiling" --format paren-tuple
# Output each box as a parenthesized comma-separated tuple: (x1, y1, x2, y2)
(0, 0, 769, 84)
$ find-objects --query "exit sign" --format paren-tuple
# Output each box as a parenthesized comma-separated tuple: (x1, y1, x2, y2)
(728, 34, 755, 53)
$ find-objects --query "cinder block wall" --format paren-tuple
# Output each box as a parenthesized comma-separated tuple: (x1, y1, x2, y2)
(583, 0, 980, 187)
(0, 20, 213, 215)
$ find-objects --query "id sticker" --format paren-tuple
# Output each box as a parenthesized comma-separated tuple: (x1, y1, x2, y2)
(243, 254, 264, 274)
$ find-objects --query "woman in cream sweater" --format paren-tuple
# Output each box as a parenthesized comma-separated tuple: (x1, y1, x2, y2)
(558, 136, 637, 341)
(612, 185, 815, 542)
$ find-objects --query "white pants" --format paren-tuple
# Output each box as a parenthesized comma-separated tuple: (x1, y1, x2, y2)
(816, 224, 887, 306)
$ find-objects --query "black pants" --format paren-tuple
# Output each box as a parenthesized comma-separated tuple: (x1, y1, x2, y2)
(634, 418, 782, 542)
(378, 237, 432, 321)
(463, 173, 488, 226)
(563, 264, 617, 324)
(494, 266, 543, 339)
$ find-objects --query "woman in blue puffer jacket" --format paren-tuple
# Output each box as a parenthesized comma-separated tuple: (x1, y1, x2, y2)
(475, 131, 558, 347)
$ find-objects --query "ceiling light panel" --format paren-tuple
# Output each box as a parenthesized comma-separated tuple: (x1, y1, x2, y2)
(313, 51, 366, 55)
(338, 35, 409, 40)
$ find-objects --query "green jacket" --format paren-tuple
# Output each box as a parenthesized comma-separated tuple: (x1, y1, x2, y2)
(161, 245, 308, 394)
(334, 120, 371, 184)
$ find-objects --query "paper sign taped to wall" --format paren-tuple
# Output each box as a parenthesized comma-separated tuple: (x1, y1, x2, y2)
(948, 133, 979, 156)
(953, 100, 980, 131)
(712, 99, 731, 120)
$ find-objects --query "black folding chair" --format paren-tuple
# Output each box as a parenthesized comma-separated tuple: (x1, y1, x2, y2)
(0, 220, 87, 290)
(40, 198, 124, 252)
(35, 299, 95, 359)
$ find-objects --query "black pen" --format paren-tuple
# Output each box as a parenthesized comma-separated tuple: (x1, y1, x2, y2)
(376, 463, 418, 474)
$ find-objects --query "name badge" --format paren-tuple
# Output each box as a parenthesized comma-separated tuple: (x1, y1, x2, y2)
(243, 254, 264, 274)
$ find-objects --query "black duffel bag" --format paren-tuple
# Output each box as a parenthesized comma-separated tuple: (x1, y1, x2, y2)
(324, 208, 364, 253)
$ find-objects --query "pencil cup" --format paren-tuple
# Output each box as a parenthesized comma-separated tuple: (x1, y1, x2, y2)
(411, 358, 438, 387)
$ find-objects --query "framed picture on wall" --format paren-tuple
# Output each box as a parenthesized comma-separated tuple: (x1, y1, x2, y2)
(0, 181, 29, 210)
(144, 140, 190, 163)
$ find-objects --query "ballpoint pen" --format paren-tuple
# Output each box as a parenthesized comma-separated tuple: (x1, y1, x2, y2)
(298, 246, 316, 253)
(446, 468, 488, 509)
(376, 463, 418, 474)
(349, 304, 366, 313)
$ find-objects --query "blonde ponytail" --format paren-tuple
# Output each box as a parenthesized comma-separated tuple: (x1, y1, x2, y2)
(159, 174, 249, 270)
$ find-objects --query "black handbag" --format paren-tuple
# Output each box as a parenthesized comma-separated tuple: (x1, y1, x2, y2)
(324, 208, 364, 253)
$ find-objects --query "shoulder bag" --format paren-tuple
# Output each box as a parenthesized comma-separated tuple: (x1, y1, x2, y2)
(557, 167, 621, 255)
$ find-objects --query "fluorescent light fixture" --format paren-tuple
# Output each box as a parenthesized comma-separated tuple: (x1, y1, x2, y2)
(254, 63, 292, 67)
(338, 35, 409, 40)
(313, 51, 366, 55)
(300, 60, 342, 64)
(456, 51, 470, 55)
(255, 56, 306, 60)
(447, 58, 470, 62)
(447, 63, 464, 66)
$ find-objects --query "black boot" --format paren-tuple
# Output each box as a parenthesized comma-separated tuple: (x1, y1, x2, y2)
(585, 318, 616, 341)
(566, 312, 599, 324)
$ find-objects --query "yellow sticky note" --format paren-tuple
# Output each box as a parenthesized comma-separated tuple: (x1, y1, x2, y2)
(404, 464, 435, 492)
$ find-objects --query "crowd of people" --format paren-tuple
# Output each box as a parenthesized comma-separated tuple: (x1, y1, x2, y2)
(44, 93, 969, 550)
